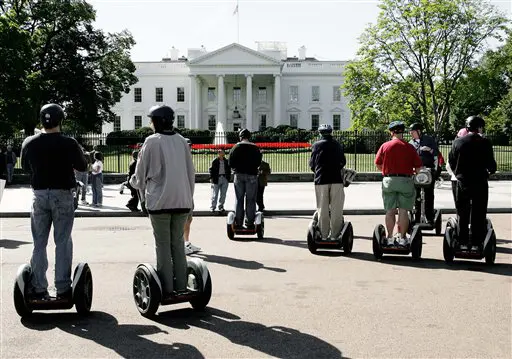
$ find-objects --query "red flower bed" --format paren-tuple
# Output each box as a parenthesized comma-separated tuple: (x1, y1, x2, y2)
(192, 142, 311, 150)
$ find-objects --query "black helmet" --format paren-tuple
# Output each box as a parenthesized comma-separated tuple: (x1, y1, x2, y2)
(239, 128, 251, 139)
(388, 121, 405, 133)
(40, 104, 65, 129)
(148, 105, 174, 132)
(465, 116, 485, 132)
(318, 124, 333, 135)
(409, 123, 423, 131)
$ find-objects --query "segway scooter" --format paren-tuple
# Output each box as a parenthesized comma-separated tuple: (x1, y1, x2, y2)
(13, 263, 93, 318)
(408, 167, 442, 235)
(306, 168, 356, 255)
(227, 211, 264, 240)
(442, 216, 497, 264)
(133, 257, 212, 318)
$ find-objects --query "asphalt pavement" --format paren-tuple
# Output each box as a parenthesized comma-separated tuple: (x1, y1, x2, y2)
(1, 215, 511, 358)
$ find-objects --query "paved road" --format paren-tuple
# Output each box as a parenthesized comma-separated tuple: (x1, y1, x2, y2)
(1, 215, 511, 358)
(1, 181, 511, 215)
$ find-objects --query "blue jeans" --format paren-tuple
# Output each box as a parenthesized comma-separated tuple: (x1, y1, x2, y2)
(30, 189, 75, 294)
(211, 176, 229, 210)
(75, 171, 88, 201)
(234, 173, 258, 226)
(6, 163, 14, 183)
(91, 173, 103, 205)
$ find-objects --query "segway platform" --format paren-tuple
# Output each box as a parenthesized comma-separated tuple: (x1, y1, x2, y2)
(372, 224, 423, 260)
(307, 211, 354, 255)
(442, 217, 496, 264)
(13, 263, 93, 317)
(226, 211, 264, 240)
(133, 257, 212, 318)
(410, 168, 442, 235)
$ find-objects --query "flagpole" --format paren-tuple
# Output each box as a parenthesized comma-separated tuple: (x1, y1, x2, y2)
(237, 0, 240, 43)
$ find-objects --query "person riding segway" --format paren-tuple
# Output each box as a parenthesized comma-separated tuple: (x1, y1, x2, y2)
(444, 116, 498, 264)
(306, 124, 355, 254)
(15, 104, 93, 317)
(408, 123, 442, 235)
(372, 121, 424, 260)
(226, 128, 264, 240)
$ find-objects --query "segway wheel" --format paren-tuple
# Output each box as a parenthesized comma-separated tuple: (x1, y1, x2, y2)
(307, 230, 317, 254)
(484, 230, 497, 265)
(435, 210, 442, 236)
(372, 225, 384, 260)
(13, 266, 32, 317)
(342, 222, 354, 255)
(133, 266, 161, 318)
(313, 211, 319, 223)
(187, 262, 212, 311)
(227, 224, 235, 240)
(257, 219, 264, 240)
(410, 225, 423, 260)
(73, 263, 93, 315)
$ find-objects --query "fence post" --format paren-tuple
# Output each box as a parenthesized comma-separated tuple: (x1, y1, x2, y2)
(353, 130, 357, 172)
(117, 142, 121, 173)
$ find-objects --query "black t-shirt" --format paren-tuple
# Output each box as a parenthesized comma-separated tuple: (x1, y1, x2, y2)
(21, 132, 87, 190)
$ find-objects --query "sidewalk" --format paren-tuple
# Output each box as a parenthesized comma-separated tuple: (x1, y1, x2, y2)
(1, 181, 511, 217)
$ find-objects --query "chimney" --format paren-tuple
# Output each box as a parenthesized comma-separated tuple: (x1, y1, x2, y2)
(170, 46, 179, 61)
(298, 46, 306, 61)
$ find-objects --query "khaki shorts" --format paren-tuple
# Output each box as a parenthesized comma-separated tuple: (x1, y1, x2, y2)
(187, 209, 193, 221)
(381, 177, 415, 211)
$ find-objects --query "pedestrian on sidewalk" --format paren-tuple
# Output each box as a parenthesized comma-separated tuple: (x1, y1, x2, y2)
(209, 149, 231, 213)
(257, 158, 271, 212)
(74, 145, 90, 205)
(20, 103, 87, 301)
(125, 150, 140, 211)
(91, 152, 103, 207)
(184, 138, 201, 255)
(130, 105, 195, 296)
(309, 124, 347, 241)
(5, 144, 17, 185)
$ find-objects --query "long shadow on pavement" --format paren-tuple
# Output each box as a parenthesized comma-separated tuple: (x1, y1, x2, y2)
(20, 311, 204, 359)
(350, 252, 512, 277)
(0, 239, 31, 249)
(191, 253, 286, 273)
(153, 307, 347, 359)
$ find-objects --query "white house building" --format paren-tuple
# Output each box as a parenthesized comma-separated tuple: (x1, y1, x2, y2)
(103, 42, 351, 133)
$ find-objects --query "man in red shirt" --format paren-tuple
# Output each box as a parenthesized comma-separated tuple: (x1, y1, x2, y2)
(375, 121, 423, 245)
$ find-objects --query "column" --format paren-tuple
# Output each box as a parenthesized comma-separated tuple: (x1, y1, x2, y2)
(188, 75, 195, 128)
(273, 74, 281, 127)
(195, 76, 202, 129)
(217, 74, 226, 130)
(245, 74, 253, 131)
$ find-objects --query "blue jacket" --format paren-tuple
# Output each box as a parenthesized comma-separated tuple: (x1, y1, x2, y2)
(309, 136, 346, 185)
(409, 134, 438, 168)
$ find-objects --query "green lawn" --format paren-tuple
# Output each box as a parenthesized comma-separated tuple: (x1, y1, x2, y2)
(101, 144, 512, 173)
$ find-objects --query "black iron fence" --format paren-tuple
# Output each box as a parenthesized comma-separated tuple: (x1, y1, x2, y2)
(4, 130, 512, 174)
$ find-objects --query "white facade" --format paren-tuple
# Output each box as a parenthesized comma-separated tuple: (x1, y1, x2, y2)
(103, 42, 351, 133)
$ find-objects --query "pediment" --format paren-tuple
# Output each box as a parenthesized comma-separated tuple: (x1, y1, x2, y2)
(308, 106, 323, 112)
(189, 43, 281, 66)
(287, 106, 301, 112)
(330, 107, 345, 112)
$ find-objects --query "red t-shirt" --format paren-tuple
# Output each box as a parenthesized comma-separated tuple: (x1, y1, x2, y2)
(375, 138, 422, 175)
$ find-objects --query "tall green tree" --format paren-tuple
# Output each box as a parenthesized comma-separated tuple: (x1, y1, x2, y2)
(0, 0, 137, 135)
(343, 0, 509, 135)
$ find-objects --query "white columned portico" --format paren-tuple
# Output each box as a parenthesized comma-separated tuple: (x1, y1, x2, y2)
(273, 74, 281, 126)
(245, 74, 253, 131)
(194, 76, 202, 129)
(217, 74, 226, 129)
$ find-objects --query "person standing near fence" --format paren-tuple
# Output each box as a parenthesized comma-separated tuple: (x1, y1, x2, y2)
(5, 144, 17, 185)
(209, 149, 231, 213)
(91, 152, 103, 207)
(75, 145, 90, 205)
(125, 150, 140, 212)
(20, 103, 87, 300)
(257, 159, 271, 212)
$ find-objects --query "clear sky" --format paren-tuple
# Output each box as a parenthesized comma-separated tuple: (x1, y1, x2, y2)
(89, 0, 512, 62)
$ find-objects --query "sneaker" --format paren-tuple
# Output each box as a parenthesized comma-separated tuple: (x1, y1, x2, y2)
(57, 288, 73, 301)
(471, 245, 481, 252)
(399, 237, 409, 246)
(81, 200, 88, 205)
(30, 290, 50, 301)
(386, 237, 395, 246)
(188, 242, 202, 253)
(460, 245, 469, 251)
(185, 244, 194, 256)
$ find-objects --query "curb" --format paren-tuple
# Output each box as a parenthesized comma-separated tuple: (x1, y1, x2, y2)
(1, 208, 511, 218)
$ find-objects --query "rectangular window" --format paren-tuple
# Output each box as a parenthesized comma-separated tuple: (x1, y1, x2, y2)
(312, 86, 320, 102)
(155, 87, 163, 102)
(311, 114, 319, 130)
(134, 115, 142, 129)
(333, 114, 341, 130)
(114, 115, 121, 132)
(134, 88, 142, 102)
(208, 87, 216, 102)
(233, 123, 241, 132)
(289, 113, 298, 128)
(177, 115, 185, 129)
(333, 86, 341, 102)
(289, 86, 299, 102)
(257, 87, 267, 103)
(233, 87, 241, 104)
(208, 115, 216, 131)
(177, 87, 185, 102)
(259, 114, 267, 131)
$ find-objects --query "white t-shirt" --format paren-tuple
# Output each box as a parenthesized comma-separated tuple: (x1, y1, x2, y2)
(92, 160, 103, 175)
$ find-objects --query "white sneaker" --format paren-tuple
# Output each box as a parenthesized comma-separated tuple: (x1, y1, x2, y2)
(185, 244, 194, 256)
(386, 237, 395, 246)
(399, 237, 408, 246)
(188, 242, 202, 253)
(81, 200, 88, 205)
